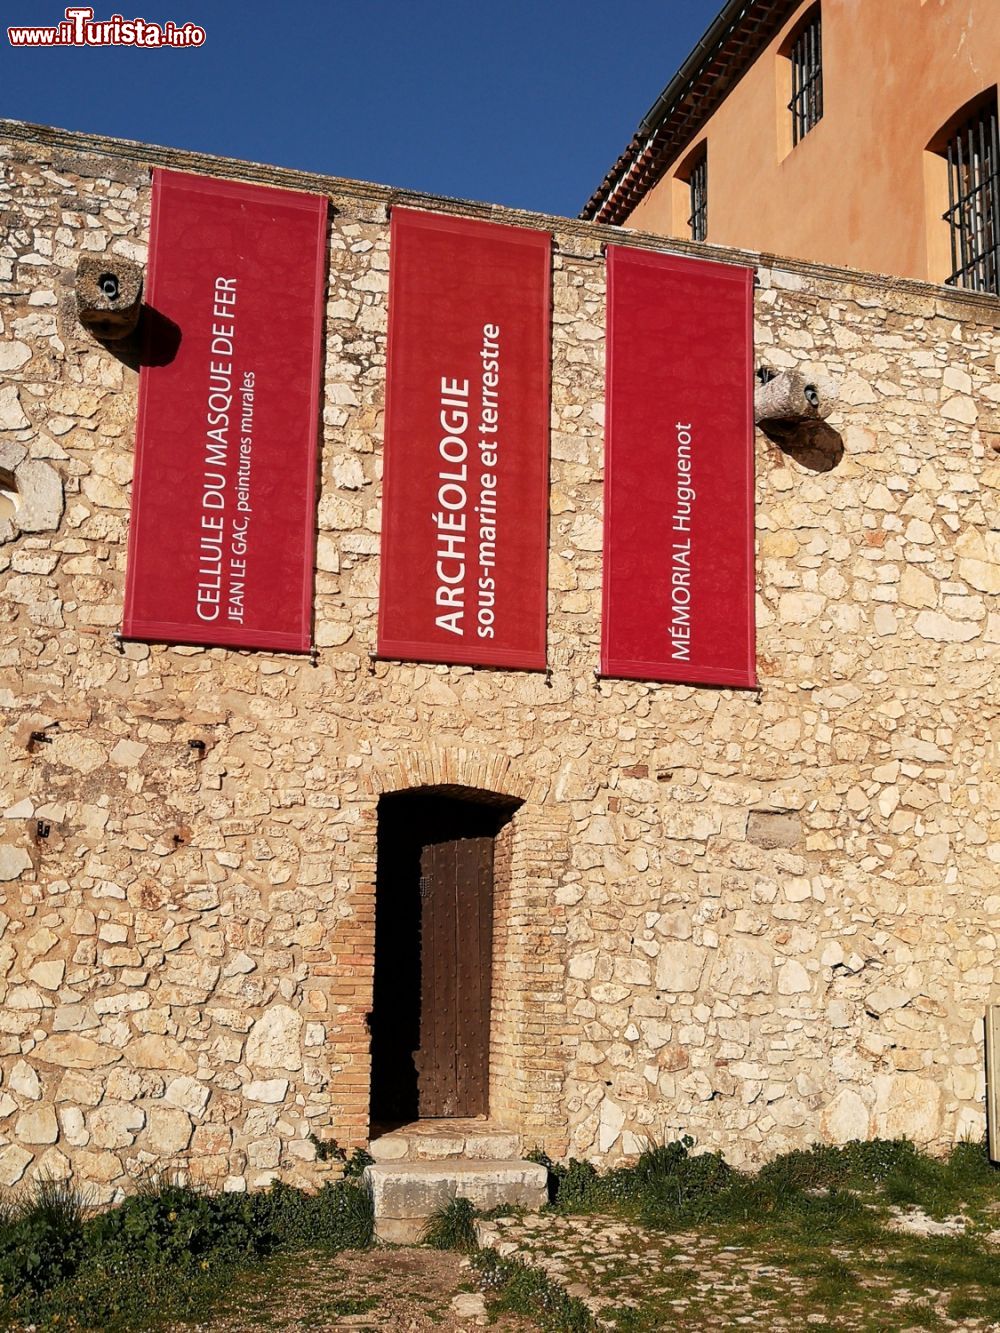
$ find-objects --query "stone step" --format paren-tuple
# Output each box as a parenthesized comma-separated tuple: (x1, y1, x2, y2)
(364, 1159, 548, 1245)
(369, 1120, 521, 1163)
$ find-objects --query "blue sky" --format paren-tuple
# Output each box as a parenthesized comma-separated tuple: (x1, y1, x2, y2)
(1, 0, 720, 217)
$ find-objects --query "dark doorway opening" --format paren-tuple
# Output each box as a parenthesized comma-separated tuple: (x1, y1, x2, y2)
(370, 787, 518, 1125)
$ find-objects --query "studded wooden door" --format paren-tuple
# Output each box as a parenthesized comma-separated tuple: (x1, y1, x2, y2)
(416, 835, 493, 1117)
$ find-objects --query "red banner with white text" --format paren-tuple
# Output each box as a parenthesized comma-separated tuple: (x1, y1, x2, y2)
(601, 246, 756, 688)
(122, 169, 327, 652)
(378, 209, 550, 669)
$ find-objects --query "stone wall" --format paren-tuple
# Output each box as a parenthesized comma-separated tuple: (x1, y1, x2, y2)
(0, 121, 997, 1200)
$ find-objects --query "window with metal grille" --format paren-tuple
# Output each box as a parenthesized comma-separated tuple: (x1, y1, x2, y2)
(687, 152, 707, 242)
(789, 8, 823, 145)
(943, 98, 1000, 294)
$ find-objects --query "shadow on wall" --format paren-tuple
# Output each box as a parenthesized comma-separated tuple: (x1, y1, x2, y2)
(100, 306, 182, 372)
(759, 417, 844, 473)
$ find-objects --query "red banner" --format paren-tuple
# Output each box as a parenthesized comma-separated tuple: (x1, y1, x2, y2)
(378, 209, 550, 669)
(123, 169, 327, 652)
(601, 246, 756, 688)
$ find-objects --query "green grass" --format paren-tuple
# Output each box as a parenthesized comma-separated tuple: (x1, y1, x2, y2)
(518, 1135, 1000, 1331)
(421, 1195, 480, 1252)
(327, 1292, 379, 1316)
(474, 1247, 595, 1331)
(541, 1135, 1000, 1235)
(0, 1175, 375, 1331)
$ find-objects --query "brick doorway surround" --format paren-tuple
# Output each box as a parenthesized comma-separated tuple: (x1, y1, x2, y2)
(333, 746, 572, 1156)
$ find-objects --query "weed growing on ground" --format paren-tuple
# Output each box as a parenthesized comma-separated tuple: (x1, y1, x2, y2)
(0, 1175, 374, 1331)
(0, 1178, 88, 1308)
(421, 1195, 479, 1252)
(474, 1246, 595, 1331)
(542, 1135, 999, 1238)
(305, 1135, 375, 1179)
(343, 1147, 376, 1179)
(328, 1292, 379, 1316)
(252, 1177, 375, 1249)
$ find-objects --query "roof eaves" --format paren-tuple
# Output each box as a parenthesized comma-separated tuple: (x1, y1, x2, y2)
(581, 0, 799, 224)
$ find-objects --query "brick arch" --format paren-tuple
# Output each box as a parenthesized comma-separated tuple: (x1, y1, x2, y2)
(365, 744, 540, 805)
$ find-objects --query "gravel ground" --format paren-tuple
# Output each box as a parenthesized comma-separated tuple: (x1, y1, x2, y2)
(168, 1212, 1000, 1332)
(477, 1212, 1000, 1332)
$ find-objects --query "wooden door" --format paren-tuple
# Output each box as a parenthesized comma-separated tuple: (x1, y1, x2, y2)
(416, 835, 493, 1117)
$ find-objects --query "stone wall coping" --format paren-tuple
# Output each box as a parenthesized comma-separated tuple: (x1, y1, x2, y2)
(4, 116, 1000, 326)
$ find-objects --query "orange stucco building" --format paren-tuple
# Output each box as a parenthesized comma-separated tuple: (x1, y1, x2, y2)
(583, 0, 1000, 290)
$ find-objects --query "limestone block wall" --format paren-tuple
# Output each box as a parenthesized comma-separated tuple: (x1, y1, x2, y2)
(0, 120, 997, 1200)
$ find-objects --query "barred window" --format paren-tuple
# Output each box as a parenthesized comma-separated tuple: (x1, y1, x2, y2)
(943, 98, 1000, 294)
(687, 152, 707, 243)
(789, 8, 823, 145)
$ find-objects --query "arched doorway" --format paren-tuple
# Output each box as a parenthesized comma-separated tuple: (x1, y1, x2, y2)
(370, 786, 519, 1125)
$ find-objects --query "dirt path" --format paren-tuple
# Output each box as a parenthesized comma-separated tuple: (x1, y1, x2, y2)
(177, 1245, 534, 1332)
